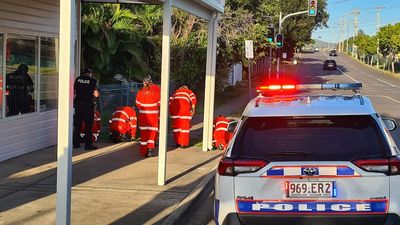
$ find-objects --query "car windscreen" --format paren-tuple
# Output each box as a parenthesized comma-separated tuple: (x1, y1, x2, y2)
(230, 115, 389, 161)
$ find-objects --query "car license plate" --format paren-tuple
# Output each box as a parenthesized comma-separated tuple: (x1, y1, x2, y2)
(286, 181, 335, 198)
(328, 63, 333, 67)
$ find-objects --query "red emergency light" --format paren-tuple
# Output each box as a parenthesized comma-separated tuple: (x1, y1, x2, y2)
(257, 84, 296, 92)
(256, 78, 298, 95)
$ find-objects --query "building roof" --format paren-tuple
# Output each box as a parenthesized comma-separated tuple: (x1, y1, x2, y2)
(81, 0, 224, 14)
(243, 95, 376, 117)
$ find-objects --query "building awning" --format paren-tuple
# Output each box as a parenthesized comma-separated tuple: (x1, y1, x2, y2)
(82, 0, 224, 19)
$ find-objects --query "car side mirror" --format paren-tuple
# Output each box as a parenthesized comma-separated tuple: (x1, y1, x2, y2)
(383, 118, 397, 131)
(227, 120, 238, 133)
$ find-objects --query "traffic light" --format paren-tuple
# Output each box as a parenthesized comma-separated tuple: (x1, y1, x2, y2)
(266, 27, 275, 43)
(308, 0, 318, 16)
(276, 33, 284, 48)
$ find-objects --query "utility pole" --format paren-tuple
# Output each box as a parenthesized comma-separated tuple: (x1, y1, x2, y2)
(346, 16, 350, 53)
(339, 17, 345, 52)
(352, 8, 360, 58)
(376, 6, 383, 68)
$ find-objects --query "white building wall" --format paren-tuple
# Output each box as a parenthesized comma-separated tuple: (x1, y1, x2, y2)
(0, 0, 59, 37)
(0, 0, 59, 162)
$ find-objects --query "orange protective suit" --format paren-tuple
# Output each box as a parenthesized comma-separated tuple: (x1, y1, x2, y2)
(80, 111, 101, 143)
(136, 86, 160, 156)
(169, 87, 197, 147)
(109, 106, 137, 142)
(213, 115, 230, 150)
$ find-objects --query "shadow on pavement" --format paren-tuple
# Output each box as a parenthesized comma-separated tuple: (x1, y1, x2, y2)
(166, 153, 221, 185)
(109, 172, 212, 225)
(0, 143, 144, 213)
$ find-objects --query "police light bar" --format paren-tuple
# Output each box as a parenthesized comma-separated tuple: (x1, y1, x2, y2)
(297, 83, 362, 91)
(257, 83, 362, 93)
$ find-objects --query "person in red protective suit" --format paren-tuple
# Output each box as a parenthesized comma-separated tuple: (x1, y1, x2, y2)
(109, 106, 137, 142)
(169, 85, 197, 148)
(80, 110, 101, 143)
(213, 114, 230, 150)
(136, 76, 160, 157)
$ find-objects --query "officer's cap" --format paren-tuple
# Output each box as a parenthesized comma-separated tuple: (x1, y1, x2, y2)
(83, 68, 93, 74)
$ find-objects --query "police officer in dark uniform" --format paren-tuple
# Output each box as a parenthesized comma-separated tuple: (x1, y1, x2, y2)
(73, 68, 99, 150)
(6, 64, 34, 116)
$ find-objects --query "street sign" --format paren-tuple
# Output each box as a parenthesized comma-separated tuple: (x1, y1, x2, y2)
(308, 0, 318, 16)
(282, 53, 287, 59)
(245, 40, 254, 59)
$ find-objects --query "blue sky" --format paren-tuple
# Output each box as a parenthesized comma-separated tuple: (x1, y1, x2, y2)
(312, 0, 400, 43)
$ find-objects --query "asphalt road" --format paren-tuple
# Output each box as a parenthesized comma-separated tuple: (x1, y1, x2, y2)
(175, 51, 400, 225)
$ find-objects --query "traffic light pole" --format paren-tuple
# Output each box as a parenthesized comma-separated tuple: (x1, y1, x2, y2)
(268, 46, 272, 79)
(268, 23, 274, 79)
(277, 10, 308, 78)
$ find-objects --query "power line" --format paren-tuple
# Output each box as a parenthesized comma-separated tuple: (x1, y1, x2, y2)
(331, 0, 354, 5)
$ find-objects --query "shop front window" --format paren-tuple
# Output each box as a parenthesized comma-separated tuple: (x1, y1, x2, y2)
(40, 37, 58, 111)
(6, 35, 38, 117)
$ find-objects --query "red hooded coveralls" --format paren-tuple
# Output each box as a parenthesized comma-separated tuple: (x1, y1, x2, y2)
(213, 115, 230, 150)
(80, 111, 101, 143)
(109, 106, 137, 140)
(169, 88, 197, 147)
(136, 86, 160, 156)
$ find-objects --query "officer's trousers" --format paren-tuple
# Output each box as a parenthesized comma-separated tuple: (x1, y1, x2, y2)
(73, 105, 94, 147)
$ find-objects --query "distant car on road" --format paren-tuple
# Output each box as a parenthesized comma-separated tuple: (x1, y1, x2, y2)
(301, 47, 315, 53)
(314, 47, 320, 52)
(329, 49, 337, 56)
(323, 59, 337, 70)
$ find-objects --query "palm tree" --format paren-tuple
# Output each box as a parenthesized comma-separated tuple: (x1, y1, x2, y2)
(81, 3, 151, 83)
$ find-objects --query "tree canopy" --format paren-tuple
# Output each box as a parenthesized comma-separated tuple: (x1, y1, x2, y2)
(81, 1, 329, 89)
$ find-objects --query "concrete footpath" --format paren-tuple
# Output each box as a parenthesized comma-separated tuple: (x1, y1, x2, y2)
(0, 87, 251, 225)
(0, 142, 222, 225)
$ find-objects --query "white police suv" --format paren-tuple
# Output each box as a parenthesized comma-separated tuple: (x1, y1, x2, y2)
(214, 83, 399, 225)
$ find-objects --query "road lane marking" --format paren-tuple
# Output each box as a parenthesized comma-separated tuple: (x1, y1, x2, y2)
(377, 78, 397, 87)
(337, 67, 360, 83)
(323, 51, 399, 89)
(368, 83, 385, 87)
(365, 95, 400, 104)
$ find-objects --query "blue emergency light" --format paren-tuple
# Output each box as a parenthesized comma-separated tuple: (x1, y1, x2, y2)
(296, 83, 362, 92)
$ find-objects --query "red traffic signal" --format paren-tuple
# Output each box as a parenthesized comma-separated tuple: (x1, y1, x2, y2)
(308, 0, 318, 16)
(276, 33, 284, 48)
